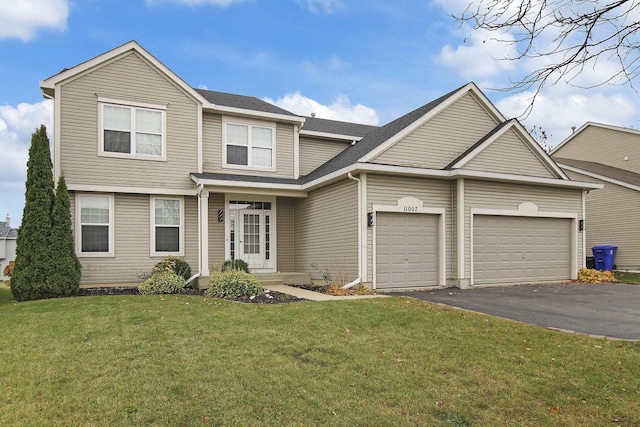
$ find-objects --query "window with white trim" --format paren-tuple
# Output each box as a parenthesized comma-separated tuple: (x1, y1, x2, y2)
(152, 197, 183, 255)
(224, 122, 274, 169)
(100, 103, 165, 158)
(78, 194, 113, 256)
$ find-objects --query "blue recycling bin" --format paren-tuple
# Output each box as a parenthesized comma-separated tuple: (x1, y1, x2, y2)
(592, 245, 617, 271)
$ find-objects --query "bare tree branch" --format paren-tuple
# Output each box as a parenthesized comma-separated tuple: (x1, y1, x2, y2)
(454, 0, 640, 116)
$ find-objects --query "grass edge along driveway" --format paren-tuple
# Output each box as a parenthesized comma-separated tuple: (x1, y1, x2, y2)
(1, 283, 638, 426)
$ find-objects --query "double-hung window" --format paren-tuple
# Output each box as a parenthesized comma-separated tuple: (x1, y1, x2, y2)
(100, 99, 166, 159)
(224, 120, 275, 170)
(151, 196, 183, 256)
(78, 194, 114, 256)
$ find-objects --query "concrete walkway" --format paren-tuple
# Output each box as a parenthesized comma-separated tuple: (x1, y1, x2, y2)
(262, 284, 386, 301)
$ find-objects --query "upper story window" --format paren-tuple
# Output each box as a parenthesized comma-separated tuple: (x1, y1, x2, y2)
(223, 119, 275, 170)
(98, 97, 166, 160)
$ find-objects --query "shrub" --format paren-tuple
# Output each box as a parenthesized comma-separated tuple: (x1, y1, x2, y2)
(11, 125, 55, 301)
(47, 175, 81, 297)
(152, 256, 192, 281)
(3, 261, 14, 277)
(139, 270, 186, 295)
(577, 268, 617, 284)
(221, 259, 250, 273)
(206, 270, 262, 299)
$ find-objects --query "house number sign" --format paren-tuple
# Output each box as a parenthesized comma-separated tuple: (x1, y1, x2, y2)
(403, 206, 419, 212)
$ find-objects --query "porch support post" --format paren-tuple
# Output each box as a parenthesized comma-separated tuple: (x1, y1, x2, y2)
(457, 178, 468, 289)
(200, 190, 210, 277)
(361, 173, 368, 282)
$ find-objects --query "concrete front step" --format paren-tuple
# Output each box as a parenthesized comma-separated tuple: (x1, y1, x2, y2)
(255, 272, 311, 286)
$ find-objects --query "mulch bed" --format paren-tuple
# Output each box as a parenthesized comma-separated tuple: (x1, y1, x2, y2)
(76, 287, 305, 304)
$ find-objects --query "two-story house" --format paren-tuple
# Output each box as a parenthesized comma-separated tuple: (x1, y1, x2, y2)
(40, 41, 600, 290)
(552, 122, 640, 271)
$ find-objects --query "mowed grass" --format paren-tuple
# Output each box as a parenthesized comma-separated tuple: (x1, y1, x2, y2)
(1, 283, 639, 426)
(615, 271, 640, 285)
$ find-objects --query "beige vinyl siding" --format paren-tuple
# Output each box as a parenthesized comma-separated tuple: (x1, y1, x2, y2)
(463, 128, 558, 178)
(299, 137, 350, 176)
(59, 52, 198, 191)
(464, 180, 583, 279)
(201, 112, 296, 178)
(565, 170, 640, 270)
(208, 193, 225, 269)
(293, 179, 358, 282)
(554, 126, 640, 172)
(371, 93, 500, 169)
(202, 113, 223, 174)
(73, 193, 198, 284)
(366, 175, 454, 281)
(276, 197, 295, 272)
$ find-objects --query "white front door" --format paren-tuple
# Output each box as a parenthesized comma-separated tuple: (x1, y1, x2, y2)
(227, 198, 275, 272)
(238, 210, 264, 269)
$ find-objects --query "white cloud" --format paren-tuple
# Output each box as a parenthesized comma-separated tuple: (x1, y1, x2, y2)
(496, 88, 639, 149)
(0, 100, 53, 225)
(264, 92, 379, 125)
(145, 0, 246, 6)
(438, 24, 518, 81)
(297, 0, 345, 14)
(0, 0, 69, 41)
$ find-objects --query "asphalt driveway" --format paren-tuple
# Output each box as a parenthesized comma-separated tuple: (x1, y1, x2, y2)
(394, 283, 640, 340)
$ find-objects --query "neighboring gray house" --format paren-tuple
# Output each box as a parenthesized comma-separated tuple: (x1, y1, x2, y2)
(40, 41, 600, 289)
(1, 214, 18, 280)
(552, 122, 640, 270)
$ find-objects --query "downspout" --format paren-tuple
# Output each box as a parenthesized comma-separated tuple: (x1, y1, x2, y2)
(345, 173, 362, 289)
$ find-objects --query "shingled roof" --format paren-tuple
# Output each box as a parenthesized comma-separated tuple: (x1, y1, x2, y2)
(0, 221, 17, 239)
(195, 88, 298, 117)
(554, 157, 640, 188)
(301, 116, 378, 138)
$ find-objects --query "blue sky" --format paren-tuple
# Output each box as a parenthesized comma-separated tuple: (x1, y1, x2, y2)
(1, 0, 639, 226)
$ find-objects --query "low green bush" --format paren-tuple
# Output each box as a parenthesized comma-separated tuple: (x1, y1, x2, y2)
(139, 270, 186, 295)
(152, 256, 192, 281)
(206, 270, 262, 299)
(220, 259, 250, 273)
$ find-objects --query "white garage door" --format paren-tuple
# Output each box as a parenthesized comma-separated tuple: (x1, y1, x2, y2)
(473, 215, 571, 285)
(376, 212, 438, 289)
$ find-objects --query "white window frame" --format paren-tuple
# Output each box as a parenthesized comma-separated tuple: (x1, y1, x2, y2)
(150, 195, 185, 257)
(98, 97, 167, 161)
(76, 193, 115, 258)
(222, 117, 276, 171)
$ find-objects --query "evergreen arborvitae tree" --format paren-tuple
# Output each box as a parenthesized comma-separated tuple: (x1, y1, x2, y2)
(11, 125, 55, 301)
(48, 175, 81, 297)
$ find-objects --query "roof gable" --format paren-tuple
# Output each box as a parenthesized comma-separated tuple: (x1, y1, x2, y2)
(447, 120, 566, 179)
(551, 122, 640, 174)
(41, 41, 303, 123)
(301, 84, 466, 181)
(41, 41, 208, 105)
(360, 83, 505, 166)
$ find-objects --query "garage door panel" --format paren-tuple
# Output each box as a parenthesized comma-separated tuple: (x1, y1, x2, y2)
(474, 215, 571, 285)
(376, 212, 439, 289)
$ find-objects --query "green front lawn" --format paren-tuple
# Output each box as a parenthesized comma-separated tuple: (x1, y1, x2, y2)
(615, 271, 640, 284)
(1, 283, 639, 426)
